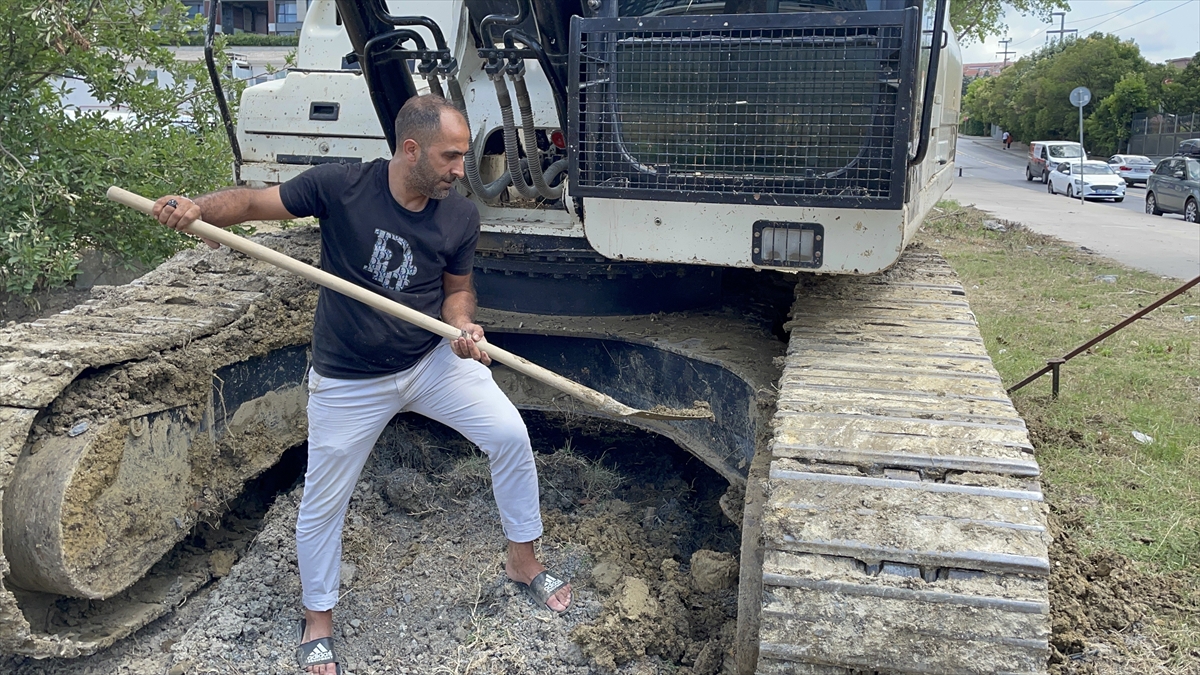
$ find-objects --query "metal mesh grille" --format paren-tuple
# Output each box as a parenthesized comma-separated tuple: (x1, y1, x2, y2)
(571, 12, 914, 207)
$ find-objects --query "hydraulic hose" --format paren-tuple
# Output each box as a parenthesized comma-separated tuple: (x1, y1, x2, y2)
(445, 75, 511, 203)
(543, 158, 568, 188)
(493, 74, 540, 199)
(503, 28, 567, 130)
(424, 70, 444, 99)
(511, 74, 564, 200)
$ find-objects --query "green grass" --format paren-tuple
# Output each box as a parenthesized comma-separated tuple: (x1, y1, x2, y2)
(923, 201, 1200, 573)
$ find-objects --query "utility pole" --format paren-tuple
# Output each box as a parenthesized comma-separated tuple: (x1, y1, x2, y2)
(1046, 12, 1077, 44)
(996, 38, 1016, 67)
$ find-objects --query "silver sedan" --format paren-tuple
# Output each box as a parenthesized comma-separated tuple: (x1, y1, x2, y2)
(1107, 154, 1155, 186)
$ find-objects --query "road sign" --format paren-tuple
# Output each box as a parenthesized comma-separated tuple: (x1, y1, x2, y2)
(1070, 87, 1091, 204)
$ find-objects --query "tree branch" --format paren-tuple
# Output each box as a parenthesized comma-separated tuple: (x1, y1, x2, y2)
(0, 138, 29, 176)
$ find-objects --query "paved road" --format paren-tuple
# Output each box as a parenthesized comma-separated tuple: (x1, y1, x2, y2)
(948, 136, 1200, 280)
(954, 134, 1151, 216)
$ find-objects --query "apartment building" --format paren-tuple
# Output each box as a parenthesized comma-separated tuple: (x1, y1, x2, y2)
(183, 0, 308, 35)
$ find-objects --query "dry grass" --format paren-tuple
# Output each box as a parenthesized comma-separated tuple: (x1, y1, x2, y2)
(544, 440, 625, 502)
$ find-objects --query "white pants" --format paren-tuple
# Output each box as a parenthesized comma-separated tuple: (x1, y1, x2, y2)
(297, 340, 542, 611)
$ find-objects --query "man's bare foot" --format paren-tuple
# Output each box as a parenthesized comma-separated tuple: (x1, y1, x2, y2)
(505, 540, 572, 612)
(300, 609, 338, 675)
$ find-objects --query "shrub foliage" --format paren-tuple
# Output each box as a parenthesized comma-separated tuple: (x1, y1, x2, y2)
(0, 1, 240, 293)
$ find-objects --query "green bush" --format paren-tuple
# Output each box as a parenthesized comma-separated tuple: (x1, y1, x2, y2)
(0, 0, 240, 293)
(169, 33, 299, 47)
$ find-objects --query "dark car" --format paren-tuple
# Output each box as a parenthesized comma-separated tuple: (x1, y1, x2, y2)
(1146, 156, 1200, 222)
(1178, 138, 1200, 158)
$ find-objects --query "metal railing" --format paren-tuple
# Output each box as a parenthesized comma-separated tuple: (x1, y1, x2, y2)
(1008, 275, 1200, 397)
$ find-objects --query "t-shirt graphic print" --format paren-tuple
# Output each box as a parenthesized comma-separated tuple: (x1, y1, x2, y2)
(364, 228, 418, 291)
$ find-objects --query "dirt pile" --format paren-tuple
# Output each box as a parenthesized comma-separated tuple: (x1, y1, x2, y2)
(7, 413, 742, 675)
(1048, 505, 1200, 674)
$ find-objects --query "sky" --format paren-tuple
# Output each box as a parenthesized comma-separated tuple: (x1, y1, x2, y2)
(959, 0, 1200, 66)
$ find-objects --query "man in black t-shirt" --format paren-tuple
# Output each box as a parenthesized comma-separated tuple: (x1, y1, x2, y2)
(154, 95, 570, 675)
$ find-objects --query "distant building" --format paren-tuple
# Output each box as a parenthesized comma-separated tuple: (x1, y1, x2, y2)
(183, 0, 308, 35)
(1165, 56, 1193, 71)
(963, 62, 1011, 78)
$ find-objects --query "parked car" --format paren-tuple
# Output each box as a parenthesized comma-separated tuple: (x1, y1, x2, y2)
(1047, 161, 1126, 201)
(1107, 154, 1156, 186)
(1027, 141, 1086, 183)
(1177, 138, 1200, 158)
(1146, 156, 1200, 222)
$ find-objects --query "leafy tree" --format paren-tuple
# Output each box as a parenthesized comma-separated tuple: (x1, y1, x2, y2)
(0, 1, 238, 294)
(961, 34, 1158, 153)
(952, 0, 1070, 46)
(1159, 55, 1200, 114)
(1087, 73, 1151, 155)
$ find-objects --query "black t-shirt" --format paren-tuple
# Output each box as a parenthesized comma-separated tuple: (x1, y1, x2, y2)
(279, 158, 479, 378)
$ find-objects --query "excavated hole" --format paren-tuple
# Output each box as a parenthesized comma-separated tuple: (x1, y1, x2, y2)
(368, 410, 745, 672)
(519, 410, 741, 558)
(370, 409, 742, 559)
(10, 407, 742, 673)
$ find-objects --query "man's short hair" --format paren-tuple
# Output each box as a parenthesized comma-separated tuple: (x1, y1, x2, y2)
(394, 95, 464, 148)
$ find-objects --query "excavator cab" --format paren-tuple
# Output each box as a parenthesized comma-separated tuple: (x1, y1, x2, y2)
(234, 0, 961, 285)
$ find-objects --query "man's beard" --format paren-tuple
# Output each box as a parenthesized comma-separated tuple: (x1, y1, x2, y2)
(409, 153, 455, 199)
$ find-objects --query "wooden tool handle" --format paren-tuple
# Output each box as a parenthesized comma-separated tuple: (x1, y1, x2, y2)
(105, 186, 614, 411)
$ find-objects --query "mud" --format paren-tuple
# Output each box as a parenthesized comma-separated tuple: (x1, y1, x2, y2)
(645, 401, 713, 420)
(0, 231, 321, 652)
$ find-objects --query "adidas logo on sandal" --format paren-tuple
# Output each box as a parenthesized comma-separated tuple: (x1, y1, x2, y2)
(306, 642, 333, 664)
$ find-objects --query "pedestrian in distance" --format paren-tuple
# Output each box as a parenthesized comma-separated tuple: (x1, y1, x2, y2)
(1004, 131, 1013, 150)
(150, 94, 572, 675)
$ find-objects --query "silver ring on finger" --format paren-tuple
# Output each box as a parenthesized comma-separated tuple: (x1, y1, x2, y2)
(166, 199, 178, 208)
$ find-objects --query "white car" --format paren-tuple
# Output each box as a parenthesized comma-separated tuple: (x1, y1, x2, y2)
(1047, 161, 1126, 202)
(1107, 154, 1156, 186)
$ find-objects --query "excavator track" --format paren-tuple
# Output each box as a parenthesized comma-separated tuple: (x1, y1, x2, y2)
(0, 229, 1047, 673)
(0, 226, 787, 659)
(0, 229, 321, 657)
(749, 248, 1050, 674)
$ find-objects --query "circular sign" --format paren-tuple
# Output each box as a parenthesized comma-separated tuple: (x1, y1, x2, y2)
(1070, 86, 1092, 108)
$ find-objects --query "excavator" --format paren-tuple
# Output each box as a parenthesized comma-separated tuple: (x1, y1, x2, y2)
(0, 1, 1051, 673)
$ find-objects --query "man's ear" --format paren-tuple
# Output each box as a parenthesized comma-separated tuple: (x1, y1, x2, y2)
(402, 138, 421, 162)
